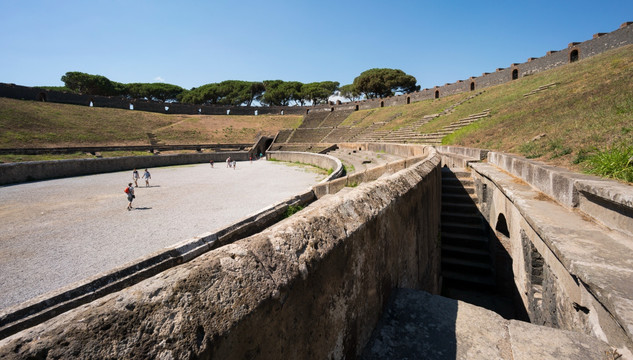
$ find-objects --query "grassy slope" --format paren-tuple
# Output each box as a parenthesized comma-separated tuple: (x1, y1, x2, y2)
(0, 98, 302, 148)
(439, 45, 633, 172)
(343, 45, 633, 175)
(340, 92, 470, 131)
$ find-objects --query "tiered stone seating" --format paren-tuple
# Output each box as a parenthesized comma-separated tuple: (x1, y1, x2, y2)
(382, 114, 439, 142)
(298, 111, 329, 128)
(319, 110, 354, 128)
(349, 122, 389, 142)
(275, 129, 295, 143)
(269, 144, 333, 153)
(414, 109, 491, 145)
(287, 128, 333, 143)
(321, 127, 364, 143)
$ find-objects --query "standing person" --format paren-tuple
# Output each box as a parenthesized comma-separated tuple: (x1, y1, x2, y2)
(125, 183, 135, 211)
(132, 169, 140, 187)
(233, 160, 237, 170)
(250, 155, 252, 164)
(142, 169, 151, 187)
(226, 157, 231, 168)
(210, 159, 214, 168)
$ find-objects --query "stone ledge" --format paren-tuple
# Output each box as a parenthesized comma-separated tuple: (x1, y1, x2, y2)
(471, 162, 633, 353)
(362, 289, 613, 359)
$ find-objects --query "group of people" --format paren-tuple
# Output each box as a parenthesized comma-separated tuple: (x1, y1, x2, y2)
(126, 168, 151, 211)
(225, 157, 237, 169)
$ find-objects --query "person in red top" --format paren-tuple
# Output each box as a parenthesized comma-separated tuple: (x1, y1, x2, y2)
(125, 183, 135, 211)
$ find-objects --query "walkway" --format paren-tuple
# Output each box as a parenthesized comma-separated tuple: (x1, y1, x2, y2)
(0, 160, 324, 311)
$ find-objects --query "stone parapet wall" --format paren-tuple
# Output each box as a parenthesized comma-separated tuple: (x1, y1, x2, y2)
(0, 147, 442, 359)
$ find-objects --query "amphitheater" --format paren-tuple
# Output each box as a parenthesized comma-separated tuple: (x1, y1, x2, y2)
(0, 22, 632, 359)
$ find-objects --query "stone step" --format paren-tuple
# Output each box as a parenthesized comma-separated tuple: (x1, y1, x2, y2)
(442, 256, 494, 276)
(441, 270, 496, 292)
(442, 177, 474, 187)
(442, 201, 479, 214)
(442, 192, 479, 205)
(442, 184, 475, 194)
(442, 231, 489, 250)
(442, 244, 491, 263)
(442, 212, 482, 225)
(442, 221, 486, 237)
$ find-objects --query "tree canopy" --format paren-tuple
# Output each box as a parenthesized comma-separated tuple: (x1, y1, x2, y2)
(352, 68, 420, 99)
(339, 84, 362, 102)
(178, 80, 265, 106)
(58, 69, 417, 105)
(61, 72, 124, 96)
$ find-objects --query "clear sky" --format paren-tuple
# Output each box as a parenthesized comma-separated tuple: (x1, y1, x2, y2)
(1, 0, 632, 91)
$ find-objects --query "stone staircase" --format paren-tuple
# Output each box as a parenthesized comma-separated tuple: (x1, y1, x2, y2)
(441, 167, 496, 294)
(523, 82, 558, 97)
(146, 132, 164, 148)
(415, 109, 491, 145)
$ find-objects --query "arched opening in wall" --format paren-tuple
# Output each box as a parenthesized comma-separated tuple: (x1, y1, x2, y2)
(89, 99, 94, 107)
(38, 93, 47, 102)
(434, 90, 439, 99)
(280, 110, 284, 115)
(407, 97, 411, 104)
(380, 101, 384, 108)
(198, 108, 202, 114)
(355, 105, 359, 111)
(164, 106, 169, 112)
(129, 104, 134, 110)
(470, 82, 475, 91)
(330, 107, 334, 112)
(569, 49, 579, 63)
(254, 110, 258, 116)
(227, 109, 231, 115)
(495, 213, 510, 238)
(306, 109, 310, 115)
(512, 69, 519, 80)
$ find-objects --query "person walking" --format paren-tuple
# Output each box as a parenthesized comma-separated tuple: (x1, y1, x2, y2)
(226, 157, 231, 168)
(125, 183, 135, 211)
(142, 169, 151, 187)
(132, 169, 140, 187)
(210, 159, 214, 168)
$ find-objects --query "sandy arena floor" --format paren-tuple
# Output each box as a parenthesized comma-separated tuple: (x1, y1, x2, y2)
(0, 159, 324, 311)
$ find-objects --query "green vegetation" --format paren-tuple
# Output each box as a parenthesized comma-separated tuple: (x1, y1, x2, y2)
(0, 97, 301, 153)
(340, 92, 468, 130)
(346, 180, 359, 188)
(436, 45, 633, 180)
(284, 204, 304, 218)
(352, 68, 420, 99)
(346, 45, 633, 182)
(585, 144, 633, 182)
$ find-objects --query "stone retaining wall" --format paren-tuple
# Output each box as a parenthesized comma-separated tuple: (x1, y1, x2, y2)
(0, 147, 442, 359)
(266, 150, 344, 183)
(0, 151, 252, 186)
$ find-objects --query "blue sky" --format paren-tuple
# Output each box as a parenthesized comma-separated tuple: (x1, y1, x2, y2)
(1, 0, 632, 91)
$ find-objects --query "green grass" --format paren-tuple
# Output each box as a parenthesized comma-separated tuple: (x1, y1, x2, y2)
(585, 143, 633, 182)
(438, 44, 633, 177)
